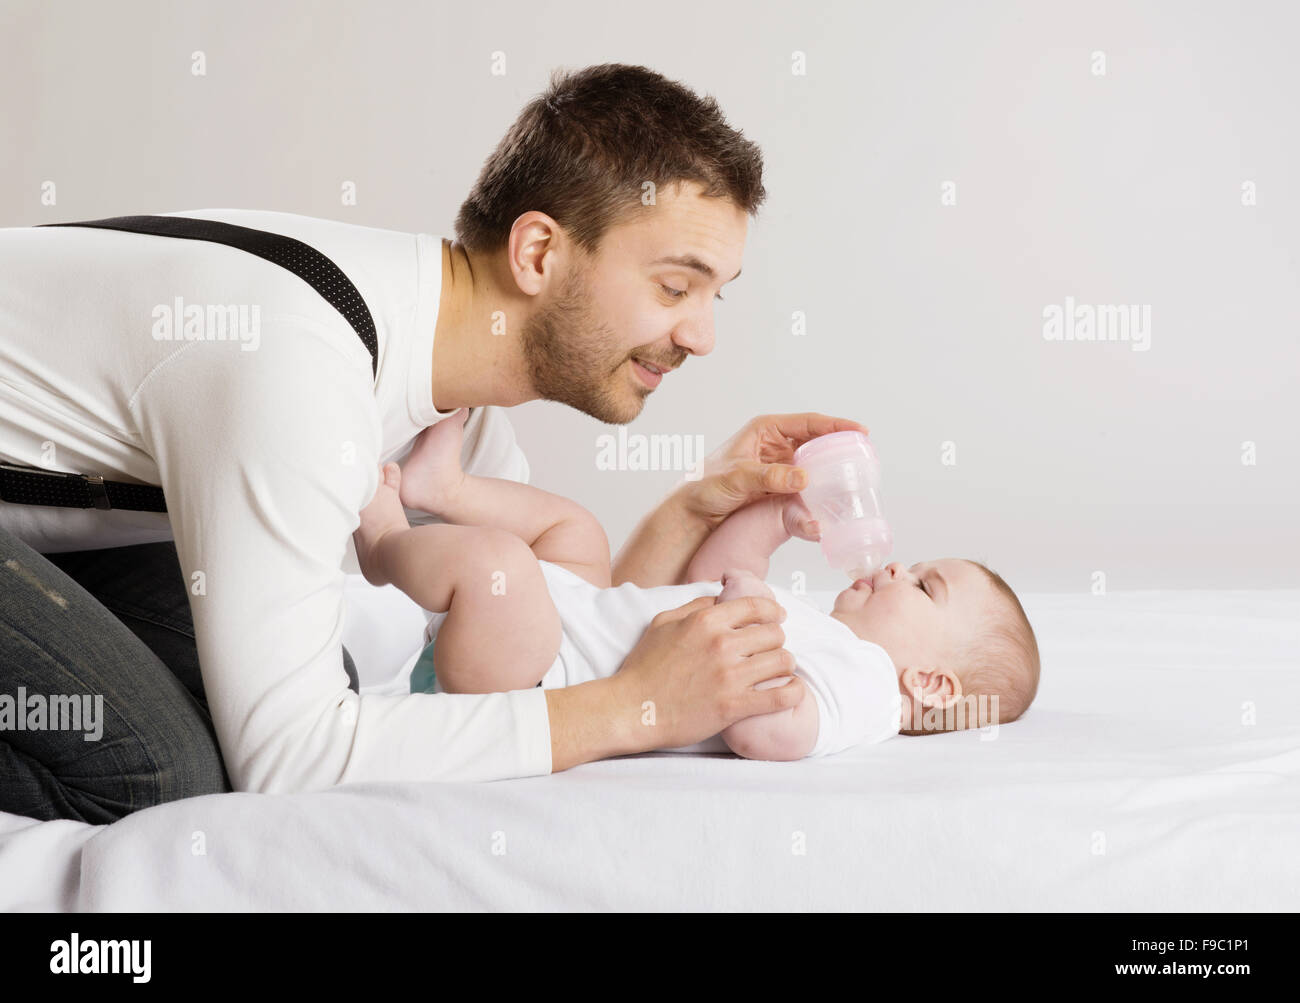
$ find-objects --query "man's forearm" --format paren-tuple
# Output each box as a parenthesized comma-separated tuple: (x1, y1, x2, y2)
(611, 487, 712, 587)
(545, 675, 645, 772)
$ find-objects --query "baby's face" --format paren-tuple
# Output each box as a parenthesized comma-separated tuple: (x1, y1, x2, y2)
(829, 558, 993, 682)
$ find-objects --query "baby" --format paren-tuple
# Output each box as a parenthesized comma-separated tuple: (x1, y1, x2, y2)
(353, 409, 1041, 760)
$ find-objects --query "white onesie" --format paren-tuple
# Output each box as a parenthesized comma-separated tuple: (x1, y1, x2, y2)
(412, 561, 902, 758)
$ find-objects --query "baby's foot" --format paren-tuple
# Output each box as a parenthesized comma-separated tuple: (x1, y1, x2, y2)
(718, 568, 776, 603)
(354, 462, 409, 586)
(398, 407, 468, 515)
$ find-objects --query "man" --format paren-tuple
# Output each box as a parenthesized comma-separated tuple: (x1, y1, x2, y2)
(0, 63, 864, 823)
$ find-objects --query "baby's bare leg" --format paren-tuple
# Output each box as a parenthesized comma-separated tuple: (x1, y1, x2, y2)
(369, 520, 562, 694)
(400, 415, 611, 588)
(356, 460, 563, 691)
(428, 527, 562, 694)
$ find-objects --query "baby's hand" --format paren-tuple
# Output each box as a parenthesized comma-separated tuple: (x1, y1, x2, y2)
(398, 407, 469, 516)
(718, 568, 776, 602)
(781, 495, 820, 542)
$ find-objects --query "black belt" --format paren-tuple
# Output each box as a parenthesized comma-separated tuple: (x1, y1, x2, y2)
(0, 214, 379, 513)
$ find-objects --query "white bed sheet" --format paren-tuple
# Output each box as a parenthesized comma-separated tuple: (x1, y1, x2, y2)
(2, 581, 1297, 911)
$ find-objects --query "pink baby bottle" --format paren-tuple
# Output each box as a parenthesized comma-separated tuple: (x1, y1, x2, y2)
(792, 431, 894, 581)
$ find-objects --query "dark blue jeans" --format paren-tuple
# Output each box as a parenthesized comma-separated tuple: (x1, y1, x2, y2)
(0, 525, 358, 823)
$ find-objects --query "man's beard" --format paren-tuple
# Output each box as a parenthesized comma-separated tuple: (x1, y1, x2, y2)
(521, 267, 647, 425)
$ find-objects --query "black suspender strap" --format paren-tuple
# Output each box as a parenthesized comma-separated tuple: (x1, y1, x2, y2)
(0, 215, 380, 513)
(40, 215, 380, 377)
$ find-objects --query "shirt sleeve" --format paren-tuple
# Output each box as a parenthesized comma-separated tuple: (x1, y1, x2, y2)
(130, 316, 552, 793)
(799, 639, 903, 757)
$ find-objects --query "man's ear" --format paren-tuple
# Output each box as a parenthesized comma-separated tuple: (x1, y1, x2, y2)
(506, 211, 565, 297)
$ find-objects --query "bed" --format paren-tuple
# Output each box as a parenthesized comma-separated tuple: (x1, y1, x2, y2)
(2, 579, 1297, 911)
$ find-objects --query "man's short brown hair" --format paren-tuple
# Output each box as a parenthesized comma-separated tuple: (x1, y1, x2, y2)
(454, 63, 767, 255)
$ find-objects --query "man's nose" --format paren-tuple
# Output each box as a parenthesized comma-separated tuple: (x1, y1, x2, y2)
(671, 309, 715, 357)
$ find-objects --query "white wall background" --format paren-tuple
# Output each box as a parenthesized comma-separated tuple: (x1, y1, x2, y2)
(3, 0, 1296, 591)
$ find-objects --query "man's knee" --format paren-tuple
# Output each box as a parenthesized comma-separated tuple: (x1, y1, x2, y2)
(140, 710, 232, 809)
(16, 721, 231, 824)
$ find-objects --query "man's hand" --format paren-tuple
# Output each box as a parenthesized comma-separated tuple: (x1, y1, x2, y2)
(611, 411, 867, 588)
(607, 594, 805, 752)
(545, 591, 807, 771)
(684, 412, 868, 529)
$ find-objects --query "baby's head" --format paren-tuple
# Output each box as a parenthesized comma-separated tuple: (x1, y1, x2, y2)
(829, 559, 1039, 734)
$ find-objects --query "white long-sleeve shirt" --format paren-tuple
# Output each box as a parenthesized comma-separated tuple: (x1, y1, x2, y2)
(0, 208, 552, 792)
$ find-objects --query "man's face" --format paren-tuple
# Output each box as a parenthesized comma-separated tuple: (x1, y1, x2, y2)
(522, 181, 749, 424)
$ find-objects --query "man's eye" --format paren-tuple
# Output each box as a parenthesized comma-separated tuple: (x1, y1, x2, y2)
(661, 285, 687, 299)
(917, 579, 929, 596)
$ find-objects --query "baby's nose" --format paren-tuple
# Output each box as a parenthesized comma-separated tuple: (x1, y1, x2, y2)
(871, 563, 900, 588)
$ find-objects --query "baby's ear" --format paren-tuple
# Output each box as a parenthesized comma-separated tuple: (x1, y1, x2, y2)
(899, 665, 962, 706)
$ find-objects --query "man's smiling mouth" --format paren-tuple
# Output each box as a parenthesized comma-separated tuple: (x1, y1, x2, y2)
(631, 357, 675, 388)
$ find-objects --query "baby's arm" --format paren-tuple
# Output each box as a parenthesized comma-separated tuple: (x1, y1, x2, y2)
(398, 409, 610, 587)
(723, 681, 819, 761)
(685, 495, 817, 584)
(710, 570, 820, 761)
(687, 500, 822, 760)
